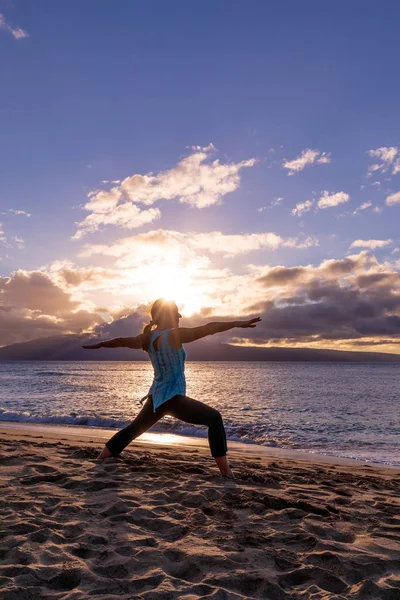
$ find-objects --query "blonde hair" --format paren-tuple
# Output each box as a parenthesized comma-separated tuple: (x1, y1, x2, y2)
(141, 298, 178, 351)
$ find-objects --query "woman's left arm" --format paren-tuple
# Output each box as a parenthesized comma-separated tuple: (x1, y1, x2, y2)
(172, 318, 261, 346)
(83, 335, 143, 350)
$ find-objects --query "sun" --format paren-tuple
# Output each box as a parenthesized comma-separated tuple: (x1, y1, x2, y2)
(123, 250, 214, 316)
(144, 262, 210, 315)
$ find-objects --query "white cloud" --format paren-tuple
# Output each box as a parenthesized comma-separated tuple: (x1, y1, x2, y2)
(80, 229, 319, 263)
(352, 201, 372, 216)
(282, 149, 331, 176)
(373, 206, 383, 213)
(74, 145, 257, 238)
(291, 199, 314, 216)
(73, 202, 160, 240)
(8, 209, 31, 217)
(119, 144, 256, 208)
(12, 236, 24, 249)
(283, 236, 319, 249)
(0, 224, 24, 249)
(350, 239, 393, 250)
(386, 191, 400, 206)
(0, 13, 29, 39)
(367, 146, 400, 177)
(317, 190, 350, 209)
(189, 231, 318, 255)
(259, 197, 284, 212)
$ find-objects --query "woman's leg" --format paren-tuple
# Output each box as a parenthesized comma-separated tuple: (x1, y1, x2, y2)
(166, 395, 232, 476)
(100, 397, 164, 458)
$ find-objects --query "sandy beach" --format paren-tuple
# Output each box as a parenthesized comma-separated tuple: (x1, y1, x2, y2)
(0, 425, 399, 600)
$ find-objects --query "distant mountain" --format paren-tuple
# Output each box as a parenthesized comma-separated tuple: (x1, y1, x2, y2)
(0, 333, 399, 362)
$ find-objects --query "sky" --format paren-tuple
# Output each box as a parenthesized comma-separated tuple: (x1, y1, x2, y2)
(0, 1, 399, 353)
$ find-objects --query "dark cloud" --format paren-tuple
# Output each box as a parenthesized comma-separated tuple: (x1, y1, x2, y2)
(1, 252, 399, 351)
(93, 306, 149, 338)
(0, 270, 78, 314)
(59, 267, 120, 287)
(355, 273, 400, 289)
(0, 270, 104, 347)
(256, 266, 307, 287)
(246, 260, 400, 344)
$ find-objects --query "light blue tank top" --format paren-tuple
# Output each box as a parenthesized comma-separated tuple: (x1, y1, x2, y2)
(144, 328, 186, 412)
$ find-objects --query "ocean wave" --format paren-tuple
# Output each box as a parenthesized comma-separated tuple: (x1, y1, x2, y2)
(0, 409, 129, 430)
(0, 408, 286, 447)
(1, 409, 399, 467)
(35, 371, 86, 377)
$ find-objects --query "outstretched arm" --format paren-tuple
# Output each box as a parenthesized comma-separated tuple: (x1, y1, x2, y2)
(83, 335, 143, 350)
(174, 317, 261, 345)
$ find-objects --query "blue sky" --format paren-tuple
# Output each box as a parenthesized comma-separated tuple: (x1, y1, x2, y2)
(0, 1, 399, 352)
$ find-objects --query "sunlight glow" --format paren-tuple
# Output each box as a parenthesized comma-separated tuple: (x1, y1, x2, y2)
(123, 250, 213, 315)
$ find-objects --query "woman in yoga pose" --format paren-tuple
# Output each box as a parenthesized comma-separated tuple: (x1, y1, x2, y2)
(83, 299, 260, 477)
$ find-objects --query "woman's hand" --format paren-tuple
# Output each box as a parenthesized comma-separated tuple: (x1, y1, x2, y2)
(237, 317, 261, 328)
(82, 343, 102, 349)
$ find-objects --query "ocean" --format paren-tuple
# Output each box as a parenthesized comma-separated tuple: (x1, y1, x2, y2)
(0, 361, 399, 467)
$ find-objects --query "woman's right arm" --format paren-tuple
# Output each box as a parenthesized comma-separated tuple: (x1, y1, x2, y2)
(83, 335, 143, 350)
(177, 318, 261, 344)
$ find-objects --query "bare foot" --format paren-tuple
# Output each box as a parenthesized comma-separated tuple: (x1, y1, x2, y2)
(98, 446, 113, 459)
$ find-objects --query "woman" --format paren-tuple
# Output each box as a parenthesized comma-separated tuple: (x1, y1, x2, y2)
(83, 299, 261, 477)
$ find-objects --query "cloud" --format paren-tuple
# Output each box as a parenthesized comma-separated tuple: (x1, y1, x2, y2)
(0, 13, 29, 39)
(245, 251, 400, 348)
(386, 191, 400, 206)
(0, 223, 25, 251)
(90, 249, 400, 352)
(367, 146, 400, 177)
(317, 190, 350, 209)
(0, 270, 104, 346)
(8, 209, 31, 217)
(290, 191, 351, 215)
(75, 229, 318, 316)
(119, 144, 256, 208)
(47, 261, 123, 291)
(12, 236, 24, 249)
(258, 198, 282, 211)
(190, 231, 319, 254)
(73, 145, 257, 238)
(80, 229, 319, 262)
(255, 251, 377, 289)
(291, 199, 314, 216)
(73, 202, 160, 240)
(349, 239, 393, 250)
(352, 201, 372, 216)
(282, 149, 331, 176)
(2, 246, 399, 352)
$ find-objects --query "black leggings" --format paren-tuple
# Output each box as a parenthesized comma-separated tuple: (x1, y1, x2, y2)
(105, 395, 228, 458)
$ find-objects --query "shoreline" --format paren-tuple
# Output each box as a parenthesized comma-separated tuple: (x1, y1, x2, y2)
(1, 424, 399, 599)
(0, 420, 399, 471)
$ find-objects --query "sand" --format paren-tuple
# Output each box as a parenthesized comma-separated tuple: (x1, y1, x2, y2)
(0, 426, 399, 600)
